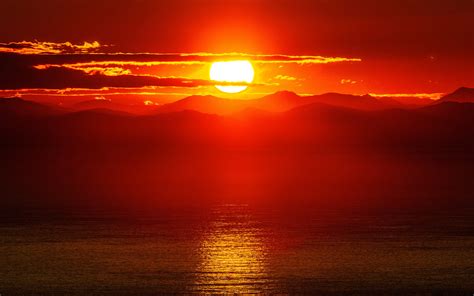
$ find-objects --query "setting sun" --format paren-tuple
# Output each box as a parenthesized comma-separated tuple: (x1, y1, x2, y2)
(210, 60, 254, 93)
(1, 1, 473, 295)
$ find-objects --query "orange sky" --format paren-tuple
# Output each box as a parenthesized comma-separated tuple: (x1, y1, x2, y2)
(0, 0, 472, 104)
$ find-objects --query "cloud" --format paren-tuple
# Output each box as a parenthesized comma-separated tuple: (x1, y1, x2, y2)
(0, 40, 360, 67)
(31, 53, 361, 69)
(0, 63, 203, 89)
(0, 87, 188, 97)
(0, 53, 264, 90)
(274, 75, 297, 81)
(0, 41, 103, 54)
(0, 62, 255, 90)
(340, 79, 358, 85)
(144, 100, 159, 106)
(369, 93, 444, 100)
(35, 64, 133, 76)
(94, 96, 110, 101)
(0, 86, 206, 98)
(0, 41, 361, 91)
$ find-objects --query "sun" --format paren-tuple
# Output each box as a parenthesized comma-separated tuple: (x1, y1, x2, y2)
(210, 60, 254, 93)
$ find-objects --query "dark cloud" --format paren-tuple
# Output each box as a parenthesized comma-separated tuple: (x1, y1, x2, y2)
(0, 45, 360, 90)
(0, 53, 276, 90)
(0, 41, 102, 54)
(0, 53, 230, 89)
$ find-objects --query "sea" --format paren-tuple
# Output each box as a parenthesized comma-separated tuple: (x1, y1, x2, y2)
(1, 204, 473, 295)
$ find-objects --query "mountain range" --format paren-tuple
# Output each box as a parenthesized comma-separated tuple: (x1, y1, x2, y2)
(0, 87, 472, 151)
(1, 87, 473, 212)
(2, 87, 473, 118)
(438, 87, 474, 103)
(153, 91, 404, 115)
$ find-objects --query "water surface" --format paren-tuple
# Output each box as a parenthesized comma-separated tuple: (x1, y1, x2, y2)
(1, 204, 474, 295)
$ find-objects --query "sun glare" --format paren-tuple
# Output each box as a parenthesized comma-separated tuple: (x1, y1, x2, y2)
(210, 60, 254, 93)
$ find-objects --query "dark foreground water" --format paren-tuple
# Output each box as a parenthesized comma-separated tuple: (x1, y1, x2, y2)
(1, 204, 474, 295)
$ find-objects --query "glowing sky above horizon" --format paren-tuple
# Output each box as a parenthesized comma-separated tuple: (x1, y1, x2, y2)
(0, 0, 472, 105)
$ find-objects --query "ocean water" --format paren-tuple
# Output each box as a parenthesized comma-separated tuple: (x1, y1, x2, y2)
(1, 204, 474, 295)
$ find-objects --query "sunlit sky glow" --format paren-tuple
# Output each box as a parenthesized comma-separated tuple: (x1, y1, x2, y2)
(0, 0, 472, 105)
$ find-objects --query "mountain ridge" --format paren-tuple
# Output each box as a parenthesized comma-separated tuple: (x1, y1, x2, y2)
(2, 87, 473, 119)
(439, 87, 474, 103)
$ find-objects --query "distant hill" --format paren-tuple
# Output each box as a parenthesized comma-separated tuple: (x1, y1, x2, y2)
(1, 95, 474, 212)
(381, 96, 435, 107)
(252, 91, 304, 112)
(307, 93, 388, 111)
(4, 89, 474, 120)
(73, 99, 120, 110)
(4, 91, 449, 118)
(72, 99, 151, 114)
(439, 87, 474, 103)
(418, 101, 474, 125)
(253, 91, 399, 112)
(0, 97, 64, 122)
(155, 95, 251, 114)
(3, 96, 473, 153)
(154, 91, 398, 115)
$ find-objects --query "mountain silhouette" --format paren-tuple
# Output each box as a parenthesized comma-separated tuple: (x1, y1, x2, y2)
(252, 91, 396, 112)
(439, 87, 474, 103)
(252, 91, 303, 112)
(379, 96, 434, 107)
(73, 99, 120, 109)
(72, 99, 151, 114)
(0, 97, 65, 125)
(153, 91, 399, 115)
(307, 93, 389, 110)
(418, 101, 474, 126)
(1, 92, 474, 212)
(3, 88, 473, 120)
(67, 89, 466, 116)
(155, 95, 251, 114)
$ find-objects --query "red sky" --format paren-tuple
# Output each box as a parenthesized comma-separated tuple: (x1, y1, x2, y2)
(0, 0, 472, 103)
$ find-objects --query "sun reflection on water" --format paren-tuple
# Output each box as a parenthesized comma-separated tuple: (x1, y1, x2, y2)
(192, 204, 273, 294)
